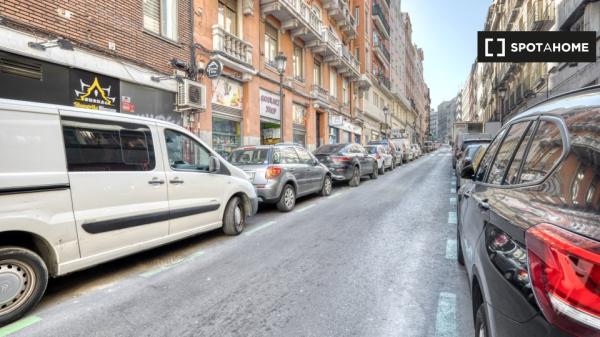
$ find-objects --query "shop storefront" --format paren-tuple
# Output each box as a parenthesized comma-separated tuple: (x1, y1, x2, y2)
(292, 103, 307, 146)
(212, 76, 243, 156)
(329, 114, 343, 144)
(260, 89, 281, 145)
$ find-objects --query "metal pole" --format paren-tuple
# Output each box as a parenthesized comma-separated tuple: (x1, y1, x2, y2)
(499, 98, 504, 125)
(279, 73, 284, 142)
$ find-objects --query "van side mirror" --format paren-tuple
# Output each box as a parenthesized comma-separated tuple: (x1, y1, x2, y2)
(460, 165, 475, 179)
(208, 156, 221, 173)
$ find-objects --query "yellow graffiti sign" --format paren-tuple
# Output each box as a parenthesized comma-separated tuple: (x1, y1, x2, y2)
(78, 77, 112, 105)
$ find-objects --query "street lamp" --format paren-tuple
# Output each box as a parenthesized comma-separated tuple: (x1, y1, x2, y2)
(275, 52, 287, 142)
(497, 86, 507, 125)
(383, 106, 389, 139)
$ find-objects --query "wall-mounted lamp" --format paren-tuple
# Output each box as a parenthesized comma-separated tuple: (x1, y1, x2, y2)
(28, 38, 74, 51)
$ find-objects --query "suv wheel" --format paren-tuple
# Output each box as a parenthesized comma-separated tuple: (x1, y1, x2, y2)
(474, 304, 489, 337)
(277, 184, 296, 212)
(379, 163, 385, 175)
(319, 175, 332, 196)
(370, 163, 378, 179)
(223, 196, 245, 235)
(348, 166, 360, 187)
(0, 247, 48, 326)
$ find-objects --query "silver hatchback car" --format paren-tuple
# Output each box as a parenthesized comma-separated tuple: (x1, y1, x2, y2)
(229, 144, 333, 212)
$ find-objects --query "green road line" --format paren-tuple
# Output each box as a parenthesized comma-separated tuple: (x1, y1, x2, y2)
(0, 316, 42, 337)
(243, 221, 276, 236)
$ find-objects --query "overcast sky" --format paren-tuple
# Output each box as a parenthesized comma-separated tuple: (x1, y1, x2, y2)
(401, 0, 491, 109)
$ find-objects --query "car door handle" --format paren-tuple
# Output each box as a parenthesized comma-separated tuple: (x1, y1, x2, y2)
(148, 177, 165, 185)
(478, 199, 490, 211)
(169, 178, 184, 185)
(463, 192, 471, 199)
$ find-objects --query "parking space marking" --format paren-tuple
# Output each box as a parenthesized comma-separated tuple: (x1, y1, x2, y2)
(243, 220, 276, 236)
(0, 315, 42, 337)
(140, 250, 205, 278)
(450, 187, 456, 194)
(449, 197, 457, 205)
(295, 203, 316, 213)
(448, 211, 457, 225)
(435, 292, 457, 337)
(450, 180, 456, 186)
(445, 240, 457, 260)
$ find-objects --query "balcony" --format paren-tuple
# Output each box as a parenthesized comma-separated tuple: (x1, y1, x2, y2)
(310, 27, 342, 60)
(373, 39, 390, 64)
(372, 3, 390, 39)
(354, 108, 365, 124)
(311, 84, 330, 108)
(338, 46, 360, 79)
(261, 0, 322, 42)
(377, 74, 391, 90)
(212, 25, 254, 75)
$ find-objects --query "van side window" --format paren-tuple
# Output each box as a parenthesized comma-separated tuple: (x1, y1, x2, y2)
(62, 119, 155, 171)
(474, 128, 507, 182)
(519, 121, 564, 184)
(164, 129, 211, 171)
(486, 121, 531, 185)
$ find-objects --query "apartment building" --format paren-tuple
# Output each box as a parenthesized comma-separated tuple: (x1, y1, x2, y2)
(0, 0, 193, 124)
(460, 0, 599, 125)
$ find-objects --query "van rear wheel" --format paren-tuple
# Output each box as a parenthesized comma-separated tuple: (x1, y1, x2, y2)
(0, 247, 48, 326)
(223, 196, 245, 235)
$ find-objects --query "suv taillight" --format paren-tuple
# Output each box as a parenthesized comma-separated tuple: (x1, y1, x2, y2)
(265, 166, 282, 180)
(526, 223, 600, 337)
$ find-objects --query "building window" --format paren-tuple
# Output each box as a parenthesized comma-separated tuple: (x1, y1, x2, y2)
(264, 23, 278, 67)
(293, 104, 306, 125)
(354, 6, 360, 27)
(143, 0, 178, 41)
(314, 59, 322, 86)
(342, 79, 349, 104)
(329, 69, 337, 98)
(293, 45, 304, 82)
(219, 0, 238, 35)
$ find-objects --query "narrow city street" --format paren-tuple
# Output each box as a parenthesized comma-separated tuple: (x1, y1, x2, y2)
(5, 147, 472, 337)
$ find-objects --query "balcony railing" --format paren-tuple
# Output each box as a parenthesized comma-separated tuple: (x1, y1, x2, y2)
(311, 84, 329, 102)
(212, 25, 253, 66)
(324, 27, 342, 54)
(372, 3, 390, 37)
(377, 74, 391, 90)
(341, 46, 360, 74)
(374, 39, 390, 62)
(261, 0, 322, 40)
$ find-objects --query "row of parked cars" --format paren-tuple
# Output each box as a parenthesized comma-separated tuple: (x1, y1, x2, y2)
(453, 86, 600, 337)
(227, 138, 430, 212)
(0, 97, 433, 326)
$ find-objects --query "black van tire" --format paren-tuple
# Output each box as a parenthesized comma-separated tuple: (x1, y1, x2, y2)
(223, 196, 245, 235)
(0, 247, 48, 327)
(348, 166, 360, 187)
(370, 163, 379, 179)
(319, 175, 333, 196)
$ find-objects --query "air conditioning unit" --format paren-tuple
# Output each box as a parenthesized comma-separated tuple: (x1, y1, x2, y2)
(177, 79, 206, 111)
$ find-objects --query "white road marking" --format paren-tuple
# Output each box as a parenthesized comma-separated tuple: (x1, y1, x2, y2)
(295, 203, 316, 213)
(449, 197, 457, 205)
(448, 211, 457, 225)
(243, 221, 276, 236)
(435, 292, 458, 337)
(450, 187, 456, 194)
(445, 240, 457, 260)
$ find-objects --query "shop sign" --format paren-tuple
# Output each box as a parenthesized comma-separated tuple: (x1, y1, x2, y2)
(206, 60, 223, 79)
(329, 115, 343, 126)
(212, 77, 243, 109)
(70, 69, 120, 111)
(391, 128, 404, 138)
(259, 89, 280, 120)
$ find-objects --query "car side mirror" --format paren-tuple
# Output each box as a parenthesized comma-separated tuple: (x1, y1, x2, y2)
(208, 156, 221, 173)
(460, 165, 475, 179)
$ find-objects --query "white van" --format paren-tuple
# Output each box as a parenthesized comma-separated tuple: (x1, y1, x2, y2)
(0, 98, 258, 325)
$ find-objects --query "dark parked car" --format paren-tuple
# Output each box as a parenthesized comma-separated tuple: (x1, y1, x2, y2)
(457, 86, 600, 337)
(368, 139, 402, 168)
(229, 143, 332, 212)
(455, 143, 488, 189)
(453, 133, 492, 168)
(314, 143, 378, 187)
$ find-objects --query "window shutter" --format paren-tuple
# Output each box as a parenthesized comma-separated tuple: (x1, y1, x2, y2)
(143, 0, 160, 34)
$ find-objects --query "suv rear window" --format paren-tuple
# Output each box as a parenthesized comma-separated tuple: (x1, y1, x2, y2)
(315, 144, 346, 154)
(519, 120, 564, 184)
(230, 148, 270, 165)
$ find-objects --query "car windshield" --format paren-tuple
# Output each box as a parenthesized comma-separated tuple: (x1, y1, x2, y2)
(365, 146, 378, 154)
(229, 148, 270, 165)
(314, 144, 347, 154)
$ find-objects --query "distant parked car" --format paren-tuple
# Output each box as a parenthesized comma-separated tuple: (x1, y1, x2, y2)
(457, 86, 600, 337)
(455, 143, 488, 188)
(229, 143, 332, 212)
(390, 138, 412, 163)
(452, 133, 492, 168)
(314, 143, 378, 187)
(411, 144, 422, 158)
(364, 144, 392, 175)
(367, 139, 401, 168)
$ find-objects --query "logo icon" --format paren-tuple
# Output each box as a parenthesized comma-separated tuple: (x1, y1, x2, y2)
(0, 283, 8, 294)
(484, 38, 505, 58)
(206, 60, 223, 79)
(74, 77, 116, 106)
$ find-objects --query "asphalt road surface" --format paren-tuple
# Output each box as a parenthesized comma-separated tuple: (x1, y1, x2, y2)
(4, 146, 473, 337)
